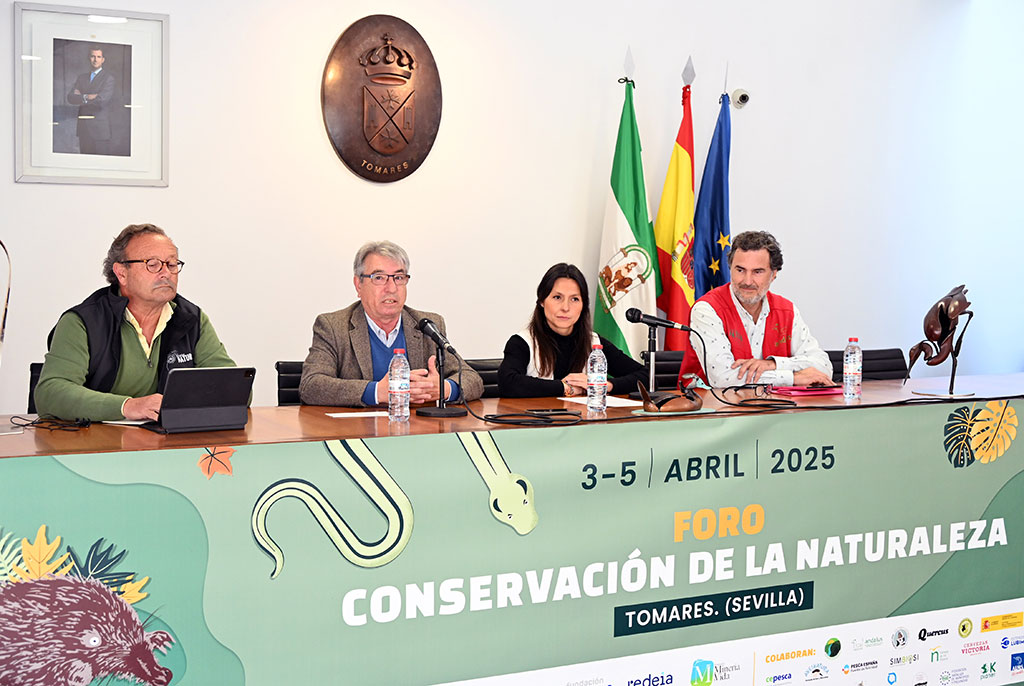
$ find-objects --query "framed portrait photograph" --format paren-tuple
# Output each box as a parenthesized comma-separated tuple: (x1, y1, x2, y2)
(14, 3, 169, 186)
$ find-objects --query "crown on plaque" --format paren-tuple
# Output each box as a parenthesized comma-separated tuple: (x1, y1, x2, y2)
(359, 33, 415, 85)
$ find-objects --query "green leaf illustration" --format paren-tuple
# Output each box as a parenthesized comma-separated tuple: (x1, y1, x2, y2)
(944, 405, 979, 468)
(68, 538, 127, 577)
(0, 528, 25, 581)
(67, 538, 136, 590)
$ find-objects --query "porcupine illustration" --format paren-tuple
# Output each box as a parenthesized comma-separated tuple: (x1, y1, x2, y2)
(0, 575, 174, 686)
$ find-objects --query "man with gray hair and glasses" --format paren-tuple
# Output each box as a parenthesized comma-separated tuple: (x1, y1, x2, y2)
(35, 223, 237, 421)
(299, 240, 482, 407)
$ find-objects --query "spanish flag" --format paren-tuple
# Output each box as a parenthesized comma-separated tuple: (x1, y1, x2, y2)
(653, 85, 696, 350)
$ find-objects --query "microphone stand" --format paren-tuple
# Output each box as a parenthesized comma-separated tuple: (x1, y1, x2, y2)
(416, 343, 468, 418)
(629, 324, 659, 400)
(647, 324, 657, 391)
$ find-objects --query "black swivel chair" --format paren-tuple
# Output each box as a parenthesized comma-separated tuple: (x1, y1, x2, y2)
(825, 347, 908, 383)
(276, 358, 499, 403)
(639, 350, 685, 391)
(464, 358, 501, 398)
(28, 362, 43, 413)
(275, 361, 304, 406)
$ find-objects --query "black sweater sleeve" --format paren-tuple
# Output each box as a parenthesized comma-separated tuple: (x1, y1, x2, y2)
(598, 336, 647, 395)
(497, 334, 565, 398)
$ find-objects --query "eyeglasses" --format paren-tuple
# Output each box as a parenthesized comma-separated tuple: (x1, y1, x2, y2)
(679, 373, 701, 391)
(120, 258, 185, 274)
(359, 272, 410, 286)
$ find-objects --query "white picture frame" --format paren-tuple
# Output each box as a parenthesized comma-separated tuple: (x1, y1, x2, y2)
(14, 2, 169, 186)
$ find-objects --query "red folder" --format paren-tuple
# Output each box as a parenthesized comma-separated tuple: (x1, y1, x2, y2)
(771, 385, 844, 396)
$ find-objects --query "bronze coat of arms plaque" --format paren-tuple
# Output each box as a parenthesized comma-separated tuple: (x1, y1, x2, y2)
(321, 15, 441, 183)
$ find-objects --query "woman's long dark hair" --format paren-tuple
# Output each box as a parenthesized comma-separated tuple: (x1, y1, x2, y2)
(528, 263, 592, 378)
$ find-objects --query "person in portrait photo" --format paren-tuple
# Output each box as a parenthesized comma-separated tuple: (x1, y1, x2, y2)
(53, 40, 132, 157)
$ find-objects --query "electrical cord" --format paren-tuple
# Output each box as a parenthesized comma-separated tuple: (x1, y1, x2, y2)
(450, 331, 1020, 425)
(452, 361, 582, 426)
(446, 334, 801, 426)
(685, 328, 800, 410)
(10, 415, 91, 431)
(686, 330, 1023, 412)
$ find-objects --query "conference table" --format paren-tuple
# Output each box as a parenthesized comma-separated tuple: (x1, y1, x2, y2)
(1, 375, 1022, 685)
(7, 374, 1024, 459)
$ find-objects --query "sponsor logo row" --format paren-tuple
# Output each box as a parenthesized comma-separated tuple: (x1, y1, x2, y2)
(615, 652, 1024, 686)
(612, 612, 1024, 686)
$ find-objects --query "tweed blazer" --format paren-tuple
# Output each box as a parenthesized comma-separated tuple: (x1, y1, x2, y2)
(298, 301, 483, 407)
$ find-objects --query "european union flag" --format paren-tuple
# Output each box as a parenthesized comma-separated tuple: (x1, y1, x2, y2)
(693, 93, 732, 298)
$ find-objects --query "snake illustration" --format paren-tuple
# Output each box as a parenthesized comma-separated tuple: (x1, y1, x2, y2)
(251, 432, 538, 578)
(457, 431, 538, 535)
(251, 438, 414, 579)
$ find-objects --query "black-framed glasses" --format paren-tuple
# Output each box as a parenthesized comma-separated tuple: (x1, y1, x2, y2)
(679, 373, 701, 391)
(120, 258, 185, 274)
(359, 272, 410, 286)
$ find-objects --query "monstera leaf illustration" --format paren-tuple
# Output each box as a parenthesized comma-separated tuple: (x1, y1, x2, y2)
(971, 400, 1018, 464)
(944, 406, 979, 468)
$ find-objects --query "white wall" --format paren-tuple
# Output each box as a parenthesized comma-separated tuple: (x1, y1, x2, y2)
(1, 0, 1021, 413)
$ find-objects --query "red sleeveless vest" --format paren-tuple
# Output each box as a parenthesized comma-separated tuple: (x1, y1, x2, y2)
(677, 284, 795, 385)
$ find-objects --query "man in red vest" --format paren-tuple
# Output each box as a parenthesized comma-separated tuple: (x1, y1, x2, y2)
(678, 231, 833, 387)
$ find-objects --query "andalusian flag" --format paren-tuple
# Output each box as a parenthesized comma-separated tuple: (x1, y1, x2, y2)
(693, 93, 732, 298)
(594, 79, 659, 359)
(653, 83, 696, 350)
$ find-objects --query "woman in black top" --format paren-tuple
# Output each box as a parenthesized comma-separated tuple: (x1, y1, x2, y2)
(497, 263, 646, 398)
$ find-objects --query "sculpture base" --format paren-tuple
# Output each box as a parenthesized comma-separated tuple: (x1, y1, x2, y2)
(416, 405, 468, 418)
(911, 389, 975, 399)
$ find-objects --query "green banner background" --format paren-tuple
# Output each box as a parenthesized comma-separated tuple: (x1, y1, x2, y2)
(0, 401, 1020, 684)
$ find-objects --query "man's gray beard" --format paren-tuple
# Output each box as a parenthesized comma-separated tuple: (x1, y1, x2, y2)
(733, 288, 765, 307)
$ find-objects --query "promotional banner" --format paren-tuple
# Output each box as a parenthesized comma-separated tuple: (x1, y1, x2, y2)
(0, 400, 1020, 685)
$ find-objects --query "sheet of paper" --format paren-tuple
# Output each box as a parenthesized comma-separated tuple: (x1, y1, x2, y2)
(102, 419, 149, 426)
(560, 396, 644, 408)
(325, 411, 389, 418)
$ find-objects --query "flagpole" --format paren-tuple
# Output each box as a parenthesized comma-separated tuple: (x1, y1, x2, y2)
(594, 72, 659, 359)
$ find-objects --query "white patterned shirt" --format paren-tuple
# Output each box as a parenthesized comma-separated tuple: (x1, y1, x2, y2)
(688, 287, 832, 386)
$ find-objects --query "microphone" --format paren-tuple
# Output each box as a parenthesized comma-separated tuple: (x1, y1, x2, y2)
(625, 308, 692, 332)
(416, 318, 457, 355)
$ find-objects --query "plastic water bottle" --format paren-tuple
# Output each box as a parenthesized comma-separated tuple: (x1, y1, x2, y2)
(587, 344, 608, 412)
(388, 348, 410, 421)
(843, 337, 862, 400)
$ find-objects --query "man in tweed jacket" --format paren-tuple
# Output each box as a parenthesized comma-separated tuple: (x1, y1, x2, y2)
(299, 241, 482, 407)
